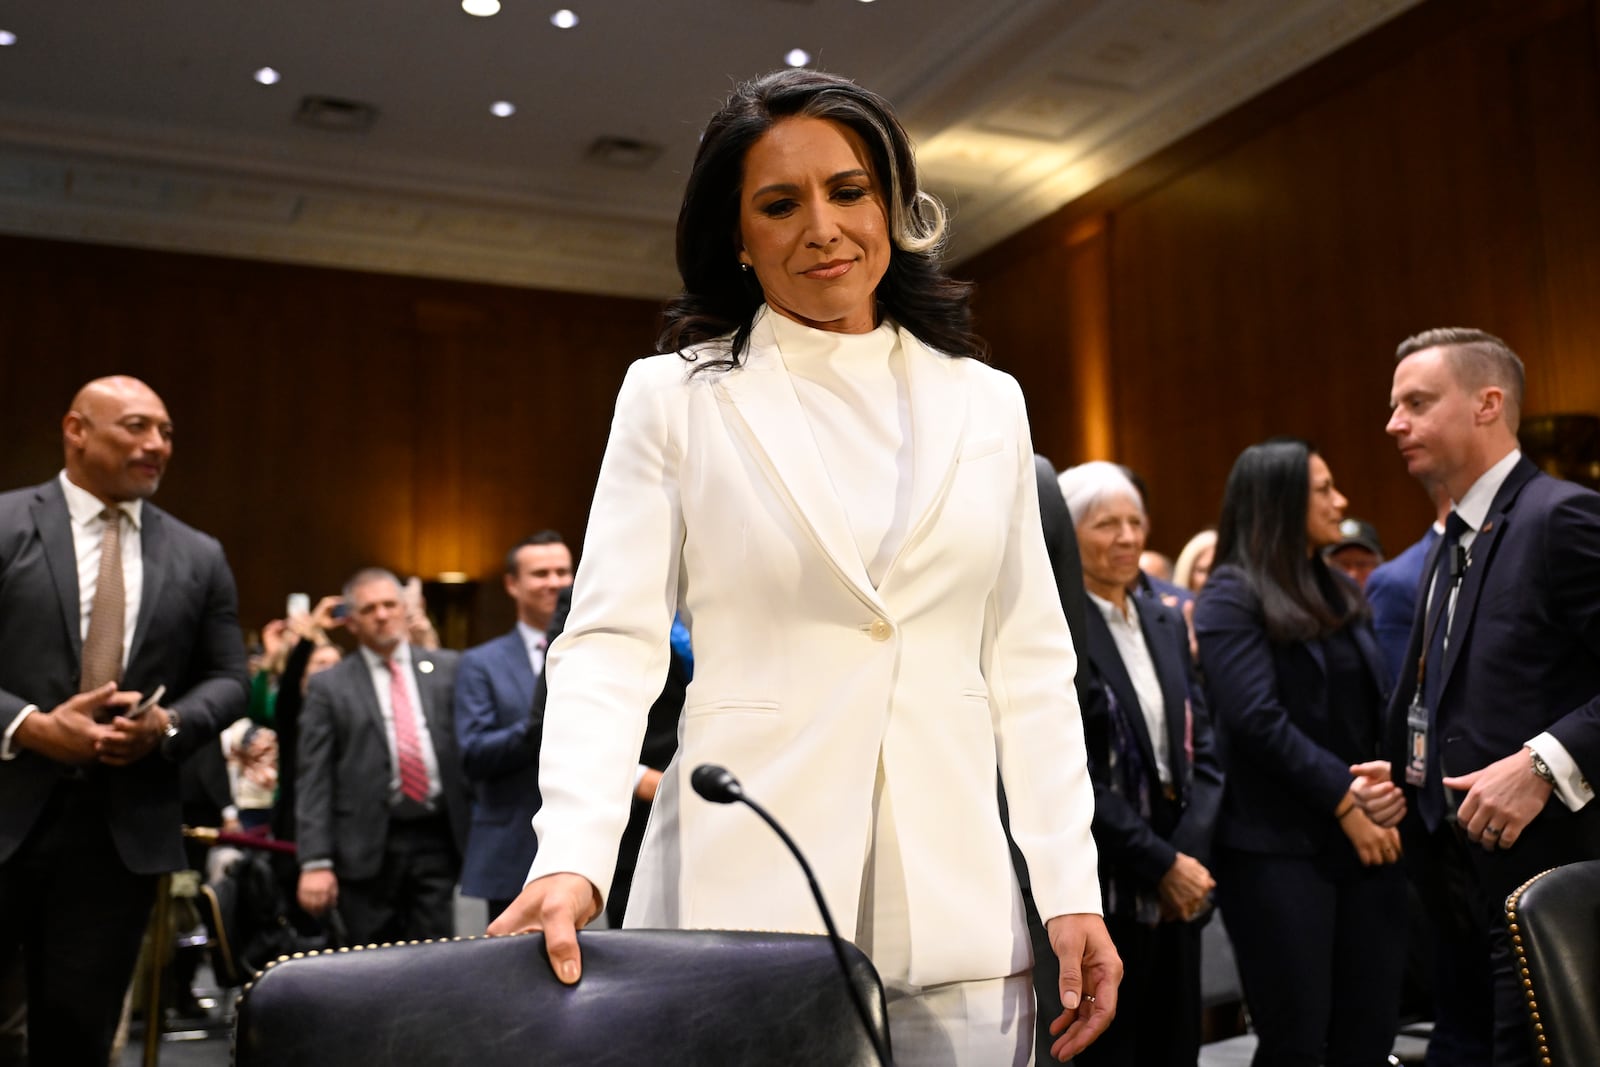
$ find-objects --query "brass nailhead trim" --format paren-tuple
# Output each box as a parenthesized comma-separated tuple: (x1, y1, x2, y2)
(1505, 868, 1558, 1066)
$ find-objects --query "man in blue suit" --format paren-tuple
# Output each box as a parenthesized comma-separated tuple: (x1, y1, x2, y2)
(1355, 328, 1600, 1067)
(454, 532, 572, 921)
(1363, 484, 1450, 686)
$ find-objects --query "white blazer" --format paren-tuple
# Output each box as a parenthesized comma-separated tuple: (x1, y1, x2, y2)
(530, 309, 1099, 987)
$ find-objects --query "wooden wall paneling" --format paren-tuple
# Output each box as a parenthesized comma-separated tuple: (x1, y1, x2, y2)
(969, 215, 1114, 473)
(1505, 2, 1600, 415)
(0, 235, 664, 641)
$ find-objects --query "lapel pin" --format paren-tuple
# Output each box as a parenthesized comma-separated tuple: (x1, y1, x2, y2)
(1481, 521, 1493, 533)
(418, 661, 434, 674)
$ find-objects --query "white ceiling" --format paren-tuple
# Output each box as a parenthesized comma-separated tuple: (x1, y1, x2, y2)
(0, 0, 1418, 299)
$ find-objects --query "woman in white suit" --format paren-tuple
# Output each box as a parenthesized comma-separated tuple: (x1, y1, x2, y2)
(489, 70, 1120, 1064)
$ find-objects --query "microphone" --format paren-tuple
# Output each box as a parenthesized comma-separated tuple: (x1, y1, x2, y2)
(691, 763, 892, 1066)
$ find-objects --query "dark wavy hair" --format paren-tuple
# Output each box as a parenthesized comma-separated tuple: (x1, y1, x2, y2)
(658, 69, 982, 368)
(1213, 437, 1364, 643)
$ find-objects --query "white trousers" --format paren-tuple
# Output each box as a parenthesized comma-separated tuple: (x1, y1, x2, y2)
(855, 762, 1034, 1066)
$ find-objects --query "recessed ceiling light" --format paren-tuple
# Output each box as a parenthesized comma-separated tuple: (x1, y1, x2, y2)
(462, 0, 501, 16)
(0, 30, 17, 46)
(550, 9, 579, 29)
(490, 101, 516, 118)
(253, 66, 281, 86)
(785, 48, 811, 68)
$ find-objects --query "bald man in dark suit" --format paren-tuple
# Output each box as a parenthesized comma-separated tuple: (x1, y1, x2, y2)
(0, 376, 247, 1067)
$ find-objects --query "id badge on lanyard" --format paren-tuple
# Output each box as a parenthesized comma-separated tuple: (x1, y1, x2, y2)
(1405, 695, 1429, 787)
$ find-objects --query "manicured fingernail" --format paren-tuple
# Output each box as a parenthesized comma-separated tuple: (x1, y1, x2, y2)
(560, 961, 578, 983)
(1062, 991, 1079, 1010)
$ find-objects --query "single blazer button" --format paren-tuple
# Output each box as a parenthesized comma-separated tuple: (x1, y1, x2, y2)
(869, 619, 893, 642)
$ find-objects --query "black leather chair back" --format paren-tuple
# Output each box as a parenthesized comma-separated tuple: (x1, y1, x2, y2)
(234, 929, 889, 1066)
(1505, 859, 1600, 1065)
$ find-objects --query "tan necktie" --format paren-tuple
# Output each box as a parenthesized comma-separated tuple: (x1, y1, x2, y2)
(79, 507, 125, 693)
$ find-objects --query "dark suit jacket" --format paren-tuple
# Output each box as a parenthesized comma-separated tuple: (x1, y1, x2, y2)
(1195, 564, 1390, 856)
(295, 646, 468, 881)
(1033, 454, 1088, 652)
(1080, 595, 1223, 892)
(1364, 526, 1440, 688)
(1384, 458, 1600, 884)
(454, 628, 541, 901)
(0, 477, 248, 874)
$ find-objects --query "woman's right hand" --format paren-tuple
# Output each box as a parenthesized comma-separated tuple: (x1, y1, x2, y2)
(1338, 800, 1402, 866)
(485, 873, 603, 984)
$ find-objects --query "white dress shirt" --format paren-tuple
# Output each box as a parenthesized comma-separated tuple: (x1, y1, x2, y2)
(1087, 591, 1171, 785)
(358, 642, 444, 807)
(1, 473, 144, 760)
(1448, 449, 1591, 811)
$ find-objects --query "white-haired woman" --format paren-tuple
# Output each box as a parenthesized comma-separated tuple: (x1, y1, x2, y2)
(1055, 462, 1223, 1067)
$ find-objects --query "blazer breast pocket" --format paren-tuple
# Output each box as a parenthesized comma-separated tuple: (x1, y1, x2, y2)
(683, 699, 781, 719)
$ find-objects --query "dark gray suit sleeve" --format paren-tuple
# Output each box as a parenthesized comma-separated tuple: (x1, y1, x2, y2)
(166, 537, 249, 757)
(295, 675, 339, 867)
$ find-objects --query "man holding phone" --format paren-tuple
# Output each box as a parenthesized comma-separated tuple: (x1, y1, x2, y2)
(0, 376, 248, 1066)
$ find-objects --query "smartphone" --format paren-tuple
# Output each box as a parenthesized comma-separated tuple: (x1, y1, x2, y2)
(126, 684, 167, 719)
(286, 592, 310, 618)
(330, 600, 351, 620)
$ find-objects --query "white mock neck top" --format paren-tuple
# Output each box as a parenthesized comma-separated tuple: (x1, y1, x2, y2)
(768, 310, 914, 587)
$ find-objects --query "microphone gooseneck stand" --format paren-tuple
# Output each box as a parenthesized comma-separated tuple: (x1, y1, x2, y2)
(690, 764, 893, 1067)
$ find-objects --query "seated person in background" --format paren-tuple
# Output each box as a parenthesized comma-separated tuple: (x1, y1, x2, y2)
(1058, 462, 1222, 1067)
(1323, 518, 1384, 591)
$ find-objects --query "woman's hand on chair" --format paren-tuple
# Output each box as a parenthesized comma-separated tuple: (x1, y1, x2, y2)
(485, 873, 602, 985)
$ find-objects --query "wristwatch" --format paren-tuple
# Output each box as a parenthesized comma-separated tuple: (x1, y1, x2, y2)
(1528, 746, 1556, 786)
(160, 708, 183, 760)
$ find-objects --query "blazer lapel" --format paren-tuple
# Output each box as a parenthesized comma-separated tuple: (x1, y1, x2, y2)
(126, 506, 165, 668)
(1083, 605, 1161, 778)
(412, 651, 454, 760)
(500, 631, 536, 708)
(1438, 460, 1535, 688)
(715, 313, 882, 608)
(892, 330, 967, 562)
(30, 482, 83, 664)
(1140, 603, 1191, 787)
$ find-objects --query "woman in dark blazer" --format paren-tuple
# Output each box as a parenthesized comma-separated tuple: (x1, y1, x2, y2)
(1194, 439, 1406, 1066)
(1058, 462, 1224, 1067)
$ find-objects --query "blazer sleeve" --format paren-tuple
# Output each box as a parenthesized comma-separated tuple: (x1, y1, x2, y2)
(1363, 562, 1418, 689)
(1544, 490, 1600, 780)
(527, 359, 683, 902)
(453, 646, 537, 783)
(983, 377, 1101, 920)
(165, 538, 249, 758)
(1170, 662, 1224, 865)
(294, 675, 339, 868)
(1193, 567, 1352, 814)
